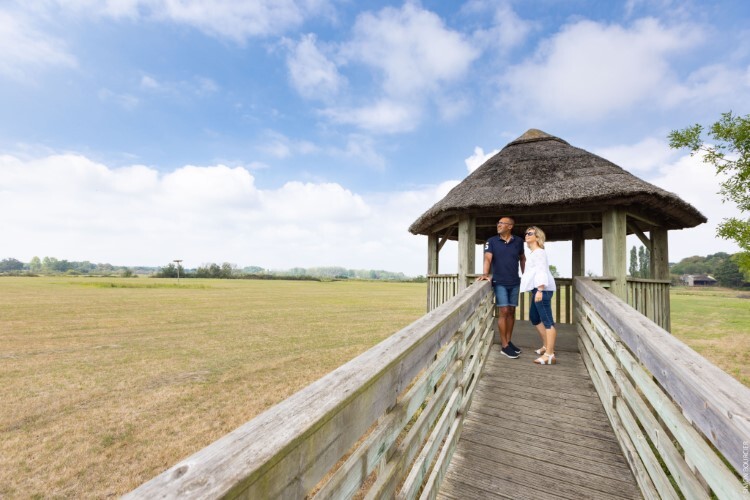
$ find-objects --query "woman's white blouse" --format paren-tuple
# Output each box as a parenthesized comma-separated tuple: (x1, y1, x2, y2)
(520, 248, 557, 293)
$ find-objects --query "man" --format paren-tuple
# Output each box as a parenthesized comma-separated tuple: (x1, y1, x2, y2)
(478, 217, 526, 359)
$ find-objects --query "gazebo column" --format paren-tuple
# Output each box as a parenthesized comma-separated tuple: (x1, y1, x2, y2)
(602, 208, 627, 300)
(457, 215, 476, 291)
(650, 228, 669, 279)
(572, 229, 586, 323)
(427, 233, 439, 275)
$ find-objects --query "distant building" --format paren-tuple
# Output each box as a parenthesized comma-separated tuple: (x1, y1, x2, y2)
(681, 274, 718, 286)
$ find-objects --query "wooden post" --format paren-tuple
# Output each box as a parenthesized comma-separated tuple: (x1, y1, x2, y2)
(457, 215, 475, 291)
(427, 233, 439, 311)
(602, 208, 627, 300)
(572, 229, 585, 323)
(651, 228, 671, 331)
(650, 228, 668, 280)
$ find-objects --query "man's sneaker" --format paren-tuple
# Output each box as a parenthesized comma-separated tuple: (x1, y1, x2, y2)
(508, 341, 521, 354)
(501, 345, 519, 359)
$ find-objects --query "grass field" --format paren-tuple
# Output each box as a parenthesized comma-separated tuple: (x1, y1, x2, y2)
(2, 278, 747, 498)
(0, 277, 426, 498)
(669, 286, 750, 387)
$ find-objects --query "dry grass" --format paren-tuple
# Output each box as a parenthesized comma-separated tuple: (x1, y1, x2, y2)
(670, 286, 750, 387)
(0, 277, 425, 498)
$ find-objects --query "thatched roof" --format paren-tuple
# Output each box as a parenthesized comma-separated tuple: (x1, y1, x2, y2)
(409, 129, 706, 242)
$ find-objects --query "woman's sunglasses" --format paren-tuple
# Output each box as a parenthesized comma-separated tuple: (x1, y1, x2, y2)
(525, 231, 535, 236)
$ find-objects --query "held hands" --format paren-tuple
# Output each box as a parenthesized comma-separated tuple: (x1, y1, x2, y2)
(534, 290, 543, 302)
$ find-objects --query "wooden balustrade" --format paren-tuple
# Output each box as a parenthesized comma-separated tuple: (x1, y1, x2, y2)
(626, 277, 671, 331)
(125, 281, 496, 500)
(575, 277, 750, 499)
(428, 275, 574, 324)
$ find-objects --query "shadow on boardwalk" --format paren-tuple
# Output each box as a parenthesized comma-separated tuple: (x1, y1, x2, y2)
(438, 321, 641, 500)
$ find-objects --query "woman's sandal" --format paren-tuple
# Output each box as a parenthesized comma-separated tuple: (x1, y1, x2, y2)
(534, 353, 556, 365)
(535, 346, 546, 355)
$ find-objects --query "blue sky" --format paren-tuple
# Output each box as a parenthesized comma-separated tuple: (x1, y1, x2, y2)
(1, 0, 748, 276)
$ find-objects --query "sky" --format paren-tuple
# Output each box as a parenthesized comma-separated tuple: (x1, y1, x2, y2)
(1, 0, 748, 277)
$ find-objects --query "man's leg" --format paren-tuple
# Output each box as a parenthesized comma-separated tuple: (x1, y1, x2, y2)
(499, 306, 513, 347)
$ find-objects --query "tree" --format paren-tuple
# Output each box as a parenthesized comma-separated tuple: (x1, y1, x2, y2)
(638, 246, 650, 278)
(549, 265, 560, 278)
(629, 246, 638, 277)
(0, 258, 24, 272)
(29, 256, 42, 272)
(715, 256, 744, 288)
(669, 112, 750, 273)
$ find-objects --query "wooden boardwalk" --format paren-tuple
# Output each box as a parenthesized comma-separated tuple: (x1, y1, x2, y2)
(438, 322, 641, 500)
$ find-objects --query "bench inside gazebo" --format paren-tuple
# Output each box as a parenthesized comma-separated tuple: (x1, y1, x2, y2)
(125, 131, 750, 499)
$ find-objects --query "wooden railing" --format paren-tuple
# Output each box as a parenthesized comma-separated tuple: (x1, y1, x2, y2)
(575, 277, 750, 499)
(126, 281, 496, 499)
(626, 277, 671, 331)
(428, 275, 573, 324)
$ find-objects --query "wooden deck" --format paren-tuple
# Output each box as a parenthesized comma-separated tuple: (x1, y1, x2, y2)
(438, 321, 642, 500)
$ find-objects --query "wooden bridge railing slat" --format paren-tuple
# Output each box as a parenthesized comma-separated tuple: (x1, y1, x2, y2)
(576, 277, 749, 499)
(578, 301, 706, 499)
(126, 279, 494, 499)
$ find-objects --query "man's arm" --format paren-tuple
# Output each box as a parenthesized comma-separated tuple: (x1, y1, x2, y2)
(519, 252, 526, 273)
(478, 251, 493, 281)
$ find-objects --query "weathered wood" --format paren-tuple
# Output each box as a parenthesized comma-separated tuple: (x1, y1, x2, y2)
(579, 338, 659, 499)
(575, 277, 750, 478)
(457, 215, 476, 291)
(578, 324, 680, 499)
(438, 332, 643, 500)
(577, 294, 745, 498)
(126, 280, 494, 499)
(602, 208, 627, 299)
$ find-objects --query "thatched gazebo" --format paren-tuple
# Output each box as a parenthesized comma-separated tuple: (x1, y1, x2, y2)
(409, 129, 706, 329)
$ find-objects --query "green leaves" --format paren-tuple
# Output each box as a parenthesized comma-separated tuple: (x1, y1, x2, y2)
(669, 112, 750, 272)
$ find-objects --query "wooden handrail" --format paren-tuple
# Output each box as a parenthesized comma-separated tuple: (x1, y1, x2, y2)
(125, 281, 495, 499)
(575, 277, 750, 498)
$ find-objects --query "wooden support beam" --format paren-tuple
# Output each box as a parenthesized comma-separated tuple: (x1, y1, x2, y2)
(626, 220, 651, 249)
(457, 215, 476, 291)
(602, 208, 627, 300)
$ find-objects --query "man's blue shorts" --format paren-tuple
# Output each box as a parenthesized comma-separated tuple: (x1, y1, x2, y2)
(493, 284, 520, 307)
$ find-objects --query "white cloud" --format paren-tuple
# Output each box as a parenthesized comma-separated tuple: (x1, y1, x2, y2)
(256, 130, 319, 159)
(139, 74, 219, 96)
(499, 18, 702, 121)
(466, 0, 534, 54)
(592, 137, 678, 173)
(465, 146, 500, 173)
(319, 3, 479, 133)
(98, 88, 140, 110)
(286, 33, 343, 100)
(0, 153, 450, 274)
(45, 0, 334, 42)
(0, 9, 77, 81)
(322, 99, 421, 134)
(343, 3, 478, 98)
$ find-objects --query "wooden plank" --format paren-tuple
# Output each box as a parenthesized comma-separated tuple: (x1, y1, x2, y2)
(575, 277, 750, 476)
(578, 297, 746, 498)
(438, 345, 642, 499)
(312, 334, 463, 499)
(398, 387, 462, 499)
(578, 323, 679, 499)
(126, 280, 493, 499)
(579, 337, 658, 499)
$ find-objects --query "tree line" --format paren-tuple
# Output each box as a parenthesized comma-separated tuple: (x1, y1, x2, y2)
(0, 257, 421, 282)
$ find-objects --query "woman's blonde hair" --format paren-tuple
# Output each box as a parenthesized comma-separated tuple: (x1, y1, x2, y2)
(526, 226, 546, 248)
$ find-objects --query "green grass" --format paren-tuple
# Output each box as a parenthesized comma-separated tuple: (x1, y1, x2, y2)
(2, 277, 746, 497)
(670, 286, 750, 386)
(0, 276, 426, 498)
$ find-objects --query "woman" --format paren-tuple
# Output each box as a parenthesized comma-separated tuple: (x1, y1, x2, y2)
(520, 226, 558, 365)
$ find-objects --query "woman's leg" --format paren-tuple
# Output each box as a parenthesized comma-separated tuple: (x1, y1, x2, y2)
(529, 290, 546, 349)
